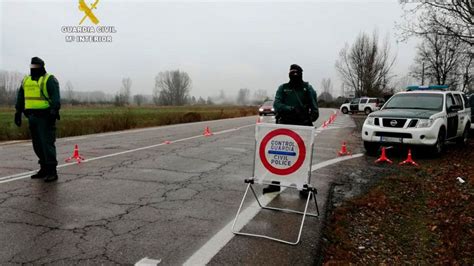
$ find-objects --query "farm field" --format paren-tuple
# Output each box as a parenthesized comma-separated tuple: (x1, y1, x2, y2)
(0, 105, 257, 141)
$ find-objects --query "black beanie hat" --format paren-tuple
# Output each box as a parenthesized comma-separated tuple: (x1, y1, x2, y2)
(31, 57, 45, 67)
(289, 64, 303, 73)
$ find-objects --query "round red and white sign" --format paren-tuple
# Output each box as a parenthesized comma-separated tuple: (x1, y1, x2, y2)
(259, 128, 306, 175)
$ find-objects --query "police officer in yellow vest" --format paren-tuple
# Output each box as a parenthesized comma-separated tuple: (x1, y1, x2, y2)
(15, 57, 61, 182)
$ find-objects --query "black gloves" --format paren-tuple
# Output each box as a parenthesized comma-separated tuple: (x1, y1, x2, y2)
(290, 106, 304, 115)
(49, 109, 60, 121)
(14, 112, 22, 127)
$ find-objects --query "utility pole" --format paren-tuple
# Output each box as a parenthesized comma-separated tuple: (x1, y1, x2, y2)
(421, 61, 425, 86)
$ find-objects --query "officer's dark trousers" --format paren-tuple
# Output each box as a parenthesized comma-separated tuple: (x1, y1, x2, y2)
(28, 113, 57, 173)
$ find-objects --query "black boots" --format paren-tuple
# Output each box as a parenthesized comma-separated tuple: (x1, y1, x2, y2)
(299, 190, 313, 199)
(263, 181, 281, 194)
(32, 165, 58, 182)
(44, 173, 58, 183)
(31, 167, 47, 179)
(263, 181, 313, 199)
(44, 165, 58, 183)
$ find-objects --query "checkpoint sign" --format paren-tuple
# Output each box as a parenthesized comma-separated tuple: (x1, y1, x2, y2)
(254, 123, 315, 189)
(259, 128, 306, 175)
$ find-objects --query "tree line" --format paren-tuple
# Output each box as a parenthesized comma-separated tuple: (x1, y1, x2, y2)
(0, 69, 269, 107)
(1, 1, 471, 106)
(333, 0, 472, 100)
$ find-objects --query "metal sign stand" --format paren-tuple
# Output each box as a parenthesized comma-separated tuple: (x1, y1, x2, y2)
(232, 124, 319, 245)
(231, 180, 319, 245)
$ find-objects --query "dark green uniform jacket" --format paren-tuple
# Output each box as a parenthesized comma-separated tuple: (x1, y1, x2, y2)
(274, 82, 319, 126)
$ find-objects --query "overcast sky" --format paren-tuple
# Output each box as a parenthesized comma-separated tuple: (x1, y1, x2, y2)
(0, 0, 419, 98)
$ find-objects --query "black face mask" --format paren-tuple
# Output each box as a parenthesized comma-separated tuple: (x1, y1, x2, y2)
(30, 67, 46, 80)
(289, 72, 303, 84)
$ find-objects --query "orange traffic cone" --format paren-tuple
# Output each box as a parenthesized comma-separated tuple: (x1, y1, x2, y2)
(65, 144, 85, 163)
(203, 126, 213, 136)
(375, 147, 392, 164)
(338, 142, 351, 156)
(322, 120, 328, 128)
(256, 117, 261, 124)
(399, 149, 418, 166)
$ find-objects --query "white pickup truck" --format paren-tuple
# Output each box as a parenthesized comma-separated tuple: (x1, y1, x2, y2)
(340, 97, 384, 115)
(362, 87, 471, 156)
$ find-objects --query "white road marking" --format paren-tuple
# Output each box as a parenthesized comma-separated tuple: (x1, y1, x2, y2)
(62, 116, 255, 141)
(182, 153, 364, 266)
(223, 147, 247, 153)
(311, 153, 363, 170)
(0, 140, 26, 146)
(0, 124, 255, 184)
(0, 171, 37, 181)
(65, 136, 88, 141)
(135, 257, 162, 265)
(182, 190, 281, 266)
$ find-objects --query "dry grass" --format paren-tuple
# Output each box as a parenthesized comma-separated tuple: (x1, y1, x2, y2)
(323, 140, 474, 264)
(0, 105, 257, 141)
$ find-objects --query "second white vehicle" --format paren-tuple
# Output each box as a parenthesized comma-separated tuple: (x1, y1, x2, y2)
(340, 97, 384, 115)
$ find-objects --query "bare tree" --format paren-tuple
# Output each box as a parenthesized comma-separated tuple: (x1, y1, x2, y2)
(206, 96, 214, 105)
(410, 33, 468, 88)
(398, 1, 473, 46)
(64, 81, 74, 104)
(152, 79, 160, 105)
(0, 71, 9, 105)
(197, 96, 206, 105)
(392, 74, 417, 92)
(154, 70, 191, 106)
(253, 89, 268, 103)
(190, 96, 197, 105)
(459, 52, 473, 93)
(115, 77, 132, 106)
(121, 77, 132, 102)
(236, 88, 250, 105)
(319, 78, 334, 102)
(0, 70, 24, 106)
(335, 31, 396, 97)
(218, 90, 226, 101)
(133, 94, 145, 106)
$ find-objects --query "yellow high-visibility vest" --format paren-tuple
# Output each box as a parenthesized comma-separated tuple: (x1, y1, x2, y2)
(23, 74, 51, 109)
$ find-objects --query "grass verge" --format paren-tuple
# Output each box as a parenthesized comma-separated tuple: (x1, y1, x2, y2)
(323, 140, 474, 264)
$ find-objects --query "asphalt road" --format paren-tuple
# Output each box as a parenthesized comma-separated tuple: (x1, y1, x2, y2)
(0, 108, 366, 265)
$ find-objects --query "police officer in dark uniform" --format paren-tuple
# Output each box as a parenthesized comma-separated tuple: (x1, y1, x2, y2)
(15, 57, 61, 182)
(263, 64, 319, 195)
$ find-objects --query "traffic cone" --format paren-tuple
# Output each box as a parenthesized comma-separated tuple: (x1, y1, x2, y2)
(256, 117, 261, 124)
(399, 149, 418, 166)
(338, 142, 351, 156)
(374, 147, 392, 164)
(65, 144, 85, 163)
(203, 126, 213, 136)
(322, 120, 328, 128)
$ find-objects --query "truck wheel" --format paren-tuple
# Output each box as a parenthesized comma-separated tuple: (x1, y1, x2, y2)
(456, 125, 469, 146)
(341, 107, 348, 114)
(432, 128, 446, 156)
(364, 108, 372, 115)
(364, 141, 379, 156)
